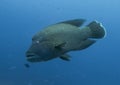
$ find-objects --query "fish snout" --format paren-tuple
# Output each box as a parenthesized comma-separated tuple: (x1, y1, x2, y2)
(26, 51, 35, 58)
(26, 52, 36, 62)
(26, 50, 43, 62)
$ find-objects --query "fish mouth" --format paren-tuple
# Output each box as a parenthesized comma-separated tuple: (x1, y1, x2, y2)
(26, 53, 35, 59)
(26, 53, 43, 62)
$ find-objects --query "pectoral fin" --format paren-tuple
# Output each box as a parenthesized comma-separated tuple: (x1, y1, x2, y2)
(60, 54, 71, 61)
(55, 42, 66, 50)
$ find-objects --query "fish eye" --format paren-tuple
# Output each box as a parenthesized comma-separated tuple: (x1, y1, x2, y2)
(32, 40, 40, 44)
(36, 40, 40, 44)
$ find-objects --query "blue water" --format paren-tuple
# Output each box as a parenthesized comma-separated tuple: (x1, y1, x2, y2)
(0, 0, 120, 85)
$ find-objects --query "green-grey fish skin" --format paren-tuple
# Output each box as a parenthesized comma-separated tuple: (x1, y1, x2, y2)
(26, 19, 106, 62)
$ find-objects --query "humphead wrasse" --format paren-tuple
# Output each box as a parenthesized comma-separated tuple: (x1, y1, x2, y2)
(26, 19, 106, 62)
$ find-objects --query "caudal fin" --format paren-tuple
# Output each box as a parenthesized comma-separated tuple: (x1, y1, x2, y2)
(87, 21, 106, 39)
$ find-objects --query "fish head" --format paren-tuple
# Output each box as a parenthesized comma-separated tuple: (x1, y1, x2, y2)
(26, 40, 58, 62)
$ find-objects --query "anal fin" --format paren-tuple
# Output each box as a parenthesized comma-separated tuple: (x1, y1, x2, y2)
(72, 39, 96, 51)
(79, 39, 96, 50)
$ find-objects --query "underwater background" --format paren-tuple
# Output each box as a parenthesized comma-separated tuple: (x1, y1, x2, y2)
(0, 0, 120, 85)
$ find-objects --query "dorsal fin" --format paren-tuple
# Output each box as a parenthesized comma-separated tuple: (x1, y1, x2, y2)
(60, 19, 86, 27)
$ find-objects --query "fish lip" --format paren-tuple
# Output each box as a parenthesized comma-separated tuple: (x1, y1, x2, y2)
(26, 54, 34, 58)
(26, 56, 38, 62)
(26, 52, 35, 57)
(27, 57, 43, 62)
(26, 52, 36, 59)
(26, 53, 43, 62)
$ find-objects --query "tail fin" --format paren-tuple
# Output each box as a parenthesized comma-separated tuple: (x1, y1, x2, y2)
(87, 21, 106, 39)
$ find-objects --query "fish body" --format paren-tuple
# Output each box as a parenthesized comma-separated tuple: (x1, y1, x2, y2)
(26, 19, 106, 62)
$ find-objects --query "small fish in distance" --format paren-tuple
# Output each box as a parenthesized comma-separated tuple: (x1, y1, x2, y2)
(24, 63, 30, 68)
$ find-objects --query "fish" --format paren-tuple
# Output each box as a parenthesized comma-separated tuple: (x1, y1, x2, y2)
(24, 63, 30, 68)
(26, 19, 106, 62)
